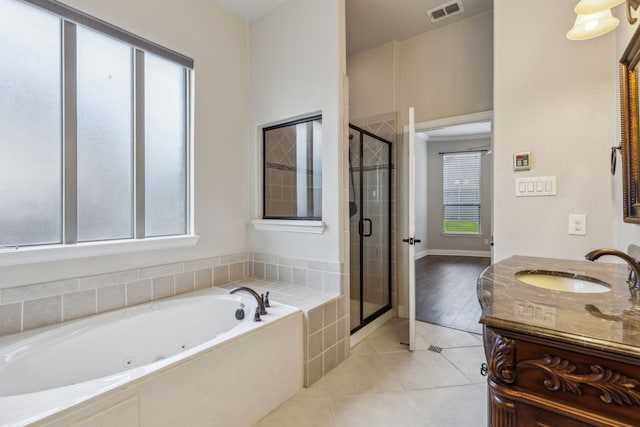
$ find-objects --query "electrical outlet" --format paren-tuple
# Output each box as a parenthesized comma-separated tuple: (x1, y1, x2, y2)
(568, 214, 587, 236)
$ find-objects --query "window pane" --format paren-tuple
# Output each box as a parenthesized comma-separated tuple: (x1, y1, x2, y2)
(264, 116, 322, 219)
(76, 27, 133, 242)
(442, 152, 481, 233)
(0, 0, 62, 246)
(145, 53, 187, 236)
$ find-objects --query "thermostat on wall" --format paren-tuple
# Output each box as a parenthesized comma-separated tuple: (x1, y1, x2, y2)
(514, 152, 531, 171)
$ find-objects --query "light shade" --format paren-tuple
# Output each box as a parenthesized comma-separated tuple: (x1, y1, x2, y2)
(567, 9, 620, 40)
(575, 0, 625, 15)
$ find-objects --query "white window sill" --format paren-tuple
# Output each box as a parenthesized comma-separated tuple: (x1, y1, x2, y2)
(251, 219, 326, 234)
(441, 232, 483, 237)
(0, 235, 200, 267)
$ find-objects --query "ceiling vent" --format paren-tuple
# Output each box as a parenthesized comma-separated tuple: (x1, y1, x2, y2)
(426, 1, 464, 23)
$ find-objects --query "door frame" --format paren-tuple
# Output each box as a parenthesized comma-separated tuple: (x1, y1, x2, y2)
(399, 110, 494, 347)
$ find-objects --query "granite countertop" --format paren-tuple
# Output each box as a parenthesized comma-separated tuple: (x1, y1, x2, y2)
(478, 255, 640, 358)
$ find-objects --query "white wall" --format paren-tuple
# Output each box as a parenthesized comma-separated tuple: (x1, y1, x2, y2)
(0, 0, 250, 288)
(493, 0, 617, 261)
(247, 0, 346, 263)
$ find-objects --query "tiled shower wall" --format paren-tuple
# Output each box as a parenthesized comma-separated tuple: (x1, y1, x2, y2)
(264, 125, 321, 218)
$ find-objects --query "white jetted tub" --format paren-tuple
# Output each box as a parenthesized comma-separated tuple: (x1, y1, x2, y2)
(0, 287, 303, 426)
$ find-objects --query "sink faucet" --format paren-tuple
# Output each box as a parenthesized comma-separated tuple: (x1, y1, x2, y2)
(229, 286, 268, 316)
(585, 248, 640, 295)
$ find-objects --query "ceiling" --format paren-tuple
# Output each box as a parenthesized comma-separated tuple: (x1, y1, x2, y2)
(211, 0, 493, 55)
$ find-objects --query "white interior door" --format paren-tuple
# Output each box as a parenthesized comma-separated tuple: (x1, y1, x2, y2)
(407, 107, 417, 351)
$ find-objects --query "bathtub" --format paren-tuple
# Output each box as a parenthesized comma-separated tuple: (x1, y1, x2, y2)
(0, 288, 303, 426)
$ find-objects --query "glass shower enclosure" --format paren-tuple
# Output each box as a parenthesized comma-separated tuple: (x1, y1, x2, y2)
(349, 124, 392, 333)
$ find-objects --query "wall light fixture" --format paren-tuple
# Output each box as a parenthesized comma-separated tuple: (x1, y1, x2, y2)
(567, 0, 640, 40)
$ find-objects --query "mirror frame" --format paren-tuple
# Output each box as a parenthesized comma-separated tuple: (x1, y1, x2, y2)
(621, 26, 640, 223)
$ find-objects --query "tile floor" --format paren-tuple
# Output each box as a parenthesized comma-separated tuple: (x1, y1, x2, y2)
(255, 319, 488, 427)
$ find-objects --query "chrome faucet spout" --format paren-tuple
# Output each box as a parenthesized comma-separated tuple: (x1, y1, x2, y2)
(585, 248, 640, 293)
(229, 286, 268, 315)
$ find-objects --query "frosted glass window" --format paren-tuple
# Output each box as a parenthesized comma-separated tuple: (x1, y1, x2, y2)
(77, 27, 133, 241)
(144, 54, 187, 236)
(0, 0, 62, 246)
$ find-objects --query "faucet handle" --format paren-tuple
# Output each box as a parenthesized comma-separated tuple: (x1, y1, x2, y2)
(264, 291, 271, 307)
(253, 306, 262, 322)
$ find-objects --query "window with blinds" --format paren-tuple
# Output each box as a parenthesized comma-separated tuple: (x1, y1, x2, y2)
(442, 152, 481, 234)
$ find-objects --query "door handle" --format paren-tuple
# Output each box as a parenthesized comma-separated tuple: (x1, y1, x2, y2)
(363, 218, 372, 237)
(402, 237, 421, 245)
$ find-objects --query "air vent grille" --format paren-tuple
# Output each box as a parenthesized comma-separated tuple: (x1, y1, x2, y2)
(427, 0, 464, 23)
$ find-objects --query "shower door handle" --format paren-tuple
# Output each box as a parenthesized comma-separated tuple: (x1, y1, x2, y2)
(360, 218, 373, 237)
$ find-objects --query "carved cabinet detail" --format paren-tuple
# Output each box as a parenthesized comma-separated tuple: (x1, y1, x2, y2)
(484, 327, 640, 427)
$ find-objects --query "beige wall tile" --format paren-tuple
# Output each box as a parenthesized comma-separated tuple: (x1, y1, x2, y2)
(63, 289, 97, 321)
(323, 322, 337, 349)
(0, 303, 22, 335)
(265, 264, 278, 282)
(23, 295, 62, 330)
(152, 275, 175, 299)
(229, 262, 244, 281)
(213, 265, 230, 286)
(1, 279, 79, 304)
(175, 271, 195, 295)
(278, 265, 292, 284)
(308, 307, 323, 334)
(139, 263, 183, 279)
(194, 268, 213, 289)
(79, 270, 138, 289)
(292, 268, 306, 287)
(308, 330, 323, 359)
(97, 284, 126, 313)
(253, 262, 265, 279)
(307, 355, 324, 386)
(323, 300, 337, 326)
(307, 270, 323, 291)
(126, 279, 152, 306)
(323, 345, 337, 374)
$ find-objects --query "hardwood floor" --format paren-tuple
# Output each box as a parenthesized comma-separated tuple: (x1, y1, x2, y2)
(415, 255, 491, 334)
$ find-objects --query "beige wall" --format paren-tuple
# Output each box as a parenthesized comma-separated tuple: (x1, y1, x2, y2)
(493, 0, 617, 261)
(0, 0, 250, 288)
(347, 42, 397, 121)
(397, 11, 493, 126)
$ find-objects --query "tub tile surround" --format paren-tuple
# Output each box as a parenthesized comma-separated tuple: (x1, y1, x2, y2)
(0, 251, 348, 387)
(0, 253, 250, 336)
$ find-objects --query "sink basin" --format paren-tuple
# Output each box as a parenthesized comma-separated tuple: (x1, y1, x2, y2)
(515, 270, 611, 293)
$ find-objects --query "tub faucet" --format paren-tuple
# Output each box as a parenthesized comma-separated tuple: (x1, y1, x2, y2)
(229, 286, 268, 315)
(585, 248, 640, 295)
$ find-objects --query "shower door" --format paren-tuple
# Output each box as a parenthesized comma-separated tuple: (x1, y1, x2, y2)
(349, 124, 392, 333)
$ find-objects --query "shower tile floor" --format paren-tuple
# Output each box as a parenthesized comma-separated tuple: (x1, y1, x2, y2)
(254, 319, 487, 427)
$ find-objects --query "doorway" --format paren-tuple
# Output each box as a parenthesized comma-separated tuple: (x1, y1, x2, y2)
(348, 124, 393, 333)
(402, 111, 493, 345)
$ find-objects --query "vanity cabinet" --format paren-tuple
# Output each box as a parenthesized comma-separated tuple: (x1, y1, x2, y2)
(478, 256, 640, 427)
(485, 326, 640, 427)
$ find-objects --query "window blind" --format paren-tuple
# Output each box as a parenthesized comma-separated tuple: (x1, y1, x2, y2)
(442, 152, 481, 233)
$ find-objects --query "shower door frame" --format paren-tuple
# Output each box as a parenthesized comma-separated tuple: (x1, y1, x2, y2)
(349, 123, 393, 334)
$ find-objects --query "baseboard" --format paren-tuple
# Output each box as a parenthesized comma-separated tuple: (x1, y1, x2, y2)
(415, 250, 428, 260)
(426, 249, 491, 258)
